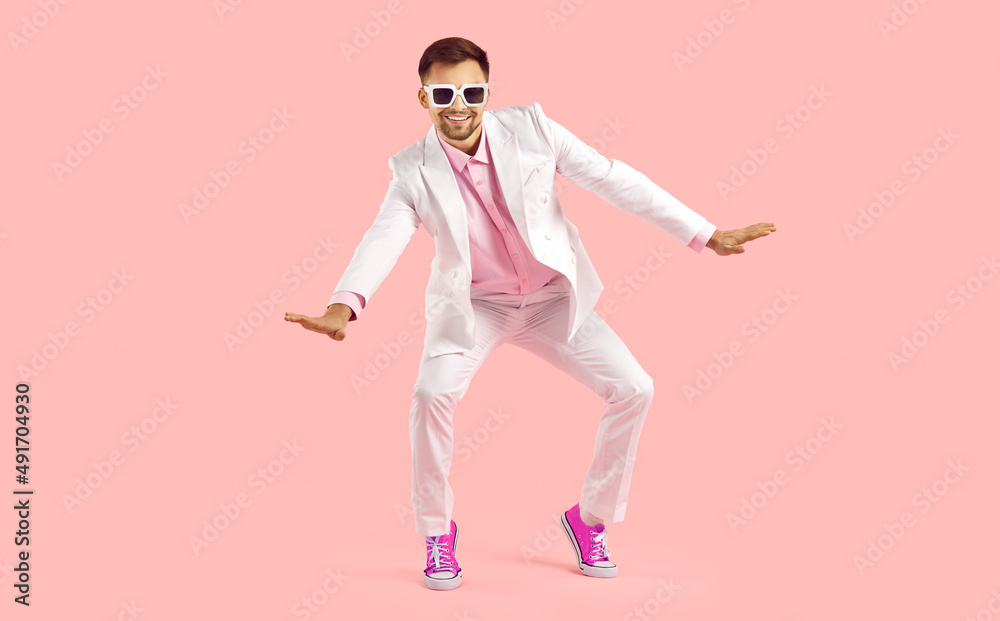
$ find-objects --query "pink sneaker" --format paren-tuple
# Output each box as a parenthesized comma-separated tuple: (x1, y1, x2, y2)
(424, 519, 462, 590)
(561, 503, 618, 578)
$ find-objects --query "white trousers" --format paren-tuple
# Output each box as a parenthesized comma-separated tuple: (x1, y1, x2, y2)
(409, 275, 655, 537)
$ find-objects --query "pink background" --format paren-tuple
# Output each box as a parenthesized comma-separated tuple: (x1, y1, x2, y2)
(3, 0, 999, 618)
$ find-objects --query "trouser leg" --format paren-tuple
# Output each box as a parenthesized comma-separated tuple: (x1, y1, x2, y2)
(409, 298, 510, 538)
(507, 295, 654, 524)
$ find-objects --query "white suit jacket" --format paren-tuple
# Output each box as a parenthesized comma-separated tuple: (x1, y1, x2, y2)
(331, 102, 712, 359)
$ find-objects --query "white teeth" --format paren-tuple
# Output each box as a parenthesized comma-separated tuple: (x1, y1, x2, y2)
(446, 116, 470, 121)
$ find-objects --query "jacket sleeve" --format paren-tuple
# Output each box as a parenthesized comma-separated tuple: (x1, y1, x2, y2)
(531, 102, 713, 248)
(327, 291, 366, 321)
(328, 155, 421, 315)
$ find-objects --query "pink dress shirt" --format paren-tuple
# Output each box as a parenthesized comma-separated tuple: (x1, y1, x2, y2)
(330, 122, 716, 321)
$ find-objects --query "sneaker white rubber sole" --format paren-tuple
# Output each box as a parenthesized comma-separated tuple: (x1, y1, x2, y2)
(560, 511, 619, 578)
(424, 568, 462, 590)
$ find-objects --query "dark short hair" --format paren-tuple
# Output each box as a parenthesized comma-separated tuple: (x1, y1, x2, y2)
(418, 37, 489, 85)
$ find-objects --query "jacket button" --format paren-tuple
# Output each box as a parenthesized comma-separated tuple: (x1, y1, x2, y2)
(545, 233, 552, 240)
(449, 269, 456, 278)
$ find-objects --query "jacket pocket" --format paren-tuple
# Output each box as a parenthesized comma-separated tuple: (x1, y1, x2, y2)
(523, 161, 553, 187)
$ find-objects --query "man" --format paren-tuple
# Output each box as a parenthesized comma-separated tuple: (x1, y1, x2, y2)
(285, 37, 776, 590)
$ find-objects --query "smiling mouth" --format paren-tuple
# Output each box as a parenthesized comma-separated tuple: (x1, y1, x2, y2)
(444, 114, 471, 124)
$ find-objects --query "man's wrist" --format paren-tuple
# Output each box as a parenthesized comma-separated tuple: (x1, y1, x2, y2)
(706, 230, 719, 251)
(326, 303, 354, 320)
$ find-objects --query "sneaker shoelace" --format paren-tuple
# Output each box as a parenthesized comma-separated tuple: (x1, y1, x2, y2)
(589, 529, 610, 562)
(426, 535, 455, 571)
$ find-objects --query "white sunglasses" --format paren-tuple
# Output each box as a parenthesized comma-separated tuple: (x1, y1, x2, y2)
(422, 83, 488, 107)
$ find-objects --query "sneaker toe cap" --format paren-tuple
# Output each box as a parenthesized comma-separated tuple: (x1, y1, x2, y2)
(427, 570, 458, 579)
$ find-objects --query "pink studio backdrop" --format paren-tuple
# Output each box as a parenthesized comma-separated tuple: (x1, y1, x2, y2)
(3, 0, 998, 619)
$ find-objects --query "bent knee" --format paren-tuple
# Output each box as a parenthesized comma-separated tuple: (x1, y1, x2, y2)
(607, 372, 654, 404)
(411, 381, 460, 411)
(635, 373, 654, 402)
(637, 373, 654, 399)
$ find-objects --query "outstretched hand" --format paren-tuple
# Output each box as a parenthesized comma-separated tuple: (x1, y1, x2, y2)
(284, 304, 353, 341)
(706, 222, 777, 256)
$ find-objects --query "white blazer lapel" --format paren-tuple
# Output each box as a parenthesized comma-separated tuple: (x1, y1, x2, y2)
(418, 124, 472, 276)
(417, 111, 538, 279)
(483, 111, 536, 257)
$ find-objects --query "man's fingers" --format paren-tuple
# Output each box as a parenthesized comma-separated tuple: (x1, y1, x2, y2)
(735, 222, 777, 244)
(285, 312, 314, 324)
(754, 222, 776, 236)
(286, 313, 327, 332)
(286, 311, 347, 341)
(713, 223, 774, 255)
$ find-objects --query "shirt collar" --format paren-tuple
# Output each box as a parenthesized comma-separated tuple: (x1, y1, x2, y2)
(436, 119, 490, 171)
